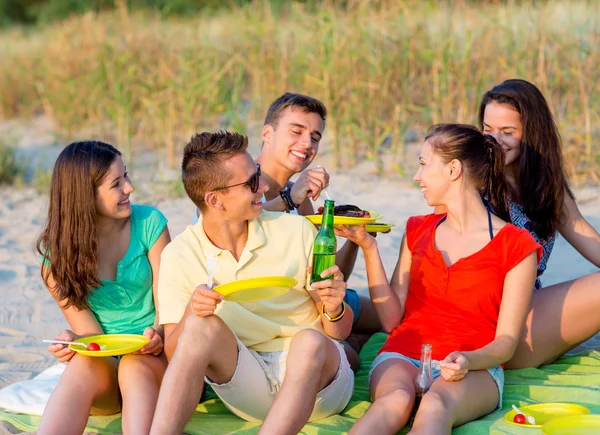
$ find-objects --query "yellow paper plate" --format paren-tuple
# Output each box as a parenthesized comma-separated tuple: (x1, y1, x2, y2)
(305, 214, 378, 225)
(214, 276, 297, 303)
(365, 222, 395, 233)
(69, 334, 150, 357)
(504, 403, 590, 428)
(542, 415, 600, 435)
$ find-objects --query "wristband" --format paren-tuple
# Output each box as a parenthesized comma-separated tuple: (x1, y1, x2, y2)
(279, 186, 300, 211)
(321, 302, 346, 322)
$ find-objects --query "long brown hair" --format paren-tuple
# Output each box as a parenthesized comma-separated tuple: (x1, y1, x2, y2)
(426, 124, 509, 221)
(478, 79, 572, 240)
(36, 141, 121, 309)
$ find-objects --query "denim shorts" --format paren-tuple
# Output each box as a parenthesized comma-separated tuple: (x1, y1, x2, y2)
(343, 289, 361, 325)
(369, 352, 504, 411)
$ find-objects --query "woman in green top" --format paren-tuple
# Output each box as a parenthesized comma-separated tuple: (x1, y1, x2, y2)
(36, 141, 171, 435)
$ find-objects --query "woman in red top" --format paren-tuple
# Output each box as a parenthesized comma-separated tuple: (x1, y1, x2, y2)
(339, 124, 541, 434)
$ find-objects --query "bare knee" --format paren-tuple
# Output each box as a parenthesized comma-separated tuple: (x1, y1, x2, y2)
(118, 354, 165, 384)
(65, 355, 120, 414)
(68, 355, 117, 388)
(291, 329, 329, 361)
(418, 390, 452, 416)
(181, 314, 228, 346)
(377, 388, 414, 412)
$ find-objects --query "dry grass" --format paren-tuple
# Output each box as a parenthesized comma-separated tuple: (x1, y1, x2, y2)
(0, 0, 598, 182)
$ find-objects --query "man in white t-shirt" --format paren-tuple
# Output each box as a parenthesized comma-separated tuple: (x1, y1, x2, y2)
(256, 93, 381, 368)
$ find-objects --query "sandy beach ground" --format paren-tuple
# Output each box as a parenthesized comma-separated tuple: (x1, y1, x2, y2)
(0, 119, 598, 434)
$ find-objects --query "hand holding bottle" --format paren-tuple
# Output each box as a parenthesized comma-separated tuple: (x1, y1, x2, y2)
(440, 351, 469, 381)
(310, 264, 347, 317)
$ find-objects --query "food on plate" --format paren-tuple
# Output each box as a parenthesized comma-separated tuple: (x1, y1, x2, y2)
(86, 342, 101, 351)
(513, 413, 527, 425)
(316, 204, 371, 218)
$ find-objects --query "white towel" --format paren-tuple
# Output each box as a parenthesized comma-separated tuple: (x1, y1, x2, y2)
(0, 363, 65, 416)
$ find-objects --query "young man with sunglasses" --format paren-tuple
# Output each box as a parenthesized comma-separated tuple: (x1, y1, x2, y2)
(151, 131, 354, 435)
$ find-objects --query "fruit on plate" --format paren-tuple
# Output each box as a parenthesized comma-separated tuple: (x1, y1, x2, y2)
(86, 342, 101, 351)
(513, 413, 527, 424)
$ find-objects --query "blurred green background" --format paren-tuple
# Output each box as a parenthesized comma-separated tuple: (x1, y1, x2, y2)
(0, 0, 598, 186)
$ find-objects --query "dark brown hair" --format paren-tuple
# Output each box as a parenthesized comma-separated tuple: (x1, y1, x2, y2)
(478, 79, 572, 240)
(263, 92, 327, 129)
(426, 124, 509, 221)
(182, 131, 249, 210)
(36, 141, 121, 310)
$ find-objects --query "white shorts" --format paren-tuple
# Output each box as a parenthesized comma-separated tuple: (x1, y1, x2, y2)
(205, 335, 354, 422)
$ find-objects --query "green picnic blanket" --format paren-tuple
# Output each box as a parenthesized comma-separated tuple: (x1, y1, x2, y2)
(1, 332, 599, 434)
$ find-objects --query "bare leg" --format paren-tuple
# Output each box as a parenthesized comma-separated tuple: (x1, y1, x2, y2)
(38, 356, 120, 435)
(259, 330, 342, 435)
(342, 341, 361, 372)
(349, 359, 418, 435)
(506, 272, 600, 369)
(118, 353, 167, 435)
(149, 315, 238, 435)
(409, 370, 499, 435)
(344, 294, 383, 372)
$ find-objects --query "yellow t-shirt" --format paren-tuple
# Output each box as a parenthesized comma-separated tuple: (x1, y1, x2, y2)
(157, 210, 323, 352)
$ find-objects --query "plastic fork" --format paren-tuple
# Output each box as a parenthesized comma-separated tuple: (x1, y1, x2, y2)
(43, 339, 88, 347)
(316, 165, 332, 200)
(42, 339, 106, 350)
(206, 253, 218, 289)
(512, 404, 536, 425)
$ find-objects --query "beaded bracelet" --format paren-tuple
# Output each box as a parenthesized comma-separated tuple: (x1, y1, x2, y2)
(279, 186, 300, 211)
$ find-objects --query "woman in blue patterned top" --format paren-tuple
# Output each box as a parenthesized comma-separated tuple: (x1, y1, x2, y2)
(35, 141, 171, 435)
(479, 79, 600, 369)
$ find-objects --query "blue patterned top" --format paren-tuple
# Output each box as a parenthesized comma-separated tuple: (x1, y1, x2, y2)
(507, 199, 556, 289)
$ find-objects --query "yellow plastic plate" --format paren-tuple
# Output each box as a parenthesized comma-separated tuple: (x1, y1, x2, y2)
(69, 334, 150, 357)
(214, 276, 297, 303)
(504, 403, 590, 428)
(365, 222, 395, 233)
(542, 415, 600, 435)
(305, 214, 378, 226)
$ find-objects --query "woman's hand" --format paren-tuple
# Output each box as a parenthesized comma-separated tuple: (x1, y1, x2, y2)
(47, 330, 78, 363)
(440, 351, 469, 381)
(136, 327, 163, 356)
(334, 224, 376, 250)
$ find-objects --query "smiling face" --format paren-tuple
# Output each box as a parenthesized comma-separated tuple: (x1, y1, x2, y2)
(95, 155, 134, 219)
(216, 152, 269, 221)
(413, 140, 451, 207)
(261, 106, 324, 174)
(482, 101, 523, 171)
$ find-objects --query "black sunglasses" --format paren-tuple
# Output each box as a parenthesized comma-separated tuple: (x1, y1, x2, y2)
(199, 163, 261, 202)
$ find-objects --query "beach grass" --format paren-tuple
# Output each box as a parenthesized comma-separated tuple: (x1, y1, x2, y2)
(0, 0, 598, 183)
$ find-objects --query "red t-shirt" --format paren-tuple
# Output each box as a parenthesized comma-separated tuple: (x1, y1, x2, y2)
(379, 213, 542, 361)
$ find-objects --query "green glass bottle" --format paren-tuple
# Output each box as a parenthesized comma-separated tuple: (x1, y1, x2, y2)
(311, 200, 337, 283)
